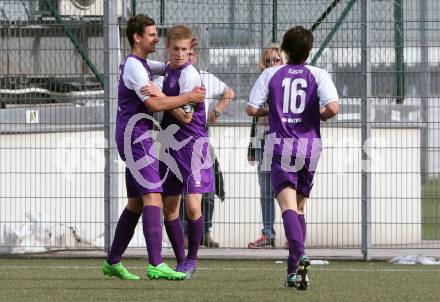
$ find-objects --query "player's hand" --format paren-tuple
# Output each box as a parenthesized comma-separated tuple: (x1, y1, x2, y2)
(190, 37, 198, 48)
(319, 107, 327, 122)
(189, 86, 206, 103)
(140, 83, 149, 96)
(141, 82, 165, 97)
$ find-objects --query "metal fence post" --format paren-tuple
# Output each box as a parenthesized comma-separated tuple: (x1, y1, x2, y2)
(394, 0, 404, 103)
(131, 0, 137, 16)
(160, 0, 165, 24)
(229, 0, 236, 43)
(420, 0, 429, 185)
(104, 0, 120, 252)
(361, 0, 371, 260)
(260, 0, 265, 50)
(272, 0, 277, 43)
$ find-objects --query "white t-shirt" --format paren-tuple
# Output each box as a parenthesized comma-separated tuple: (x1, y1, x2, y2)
(177, 65, 203, 95)
(122, 57, 165, 102)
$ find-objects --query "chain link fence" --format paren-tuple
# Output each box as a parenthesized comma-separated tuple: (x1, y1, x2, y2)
(1, 0, 439, 258)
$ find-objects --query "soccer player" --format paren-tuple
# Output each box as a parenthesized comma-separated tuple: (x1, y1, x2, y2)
(144, 25, 213, 279)
(147, 48, 234, 248)
(246, 26, 339, 289)
(102, 15, 205, 281)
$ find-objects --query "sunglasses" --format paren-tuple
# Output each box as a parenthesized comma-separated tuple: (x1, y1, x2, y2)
(265, 57, 282, 66)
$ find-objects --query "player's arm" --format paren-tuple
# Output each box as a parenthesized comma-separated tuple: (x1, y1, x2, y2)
(246, 70, 270, 117)
(320, 101, 339, 121)
(317, 69, 340, 122)
(144, 85, 205, 113)
(166, 67, 202, 123)
(141, 76, 199, 115)
(147, 60, 166, 76)
(246, 105, 268, 117)
(208, 86, 235, 123)
(142, 80, 165, 97)
(124, 58, 205, 113)
(168, 104, 193, 124)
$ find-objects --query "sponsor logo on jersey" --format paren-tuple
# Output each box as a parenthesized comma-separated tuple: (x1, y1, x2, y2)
(288, 69, 304, 74)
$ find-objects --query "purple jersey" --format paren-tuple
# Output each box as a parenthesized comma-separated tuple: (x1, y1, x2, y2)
(116, 55, 152, 149)
(115, 55, 165, 196)
(158, 62, 213, 195)
(160, 62, 208, 148)
(115, 55, 165, 156)
(248, 64, 338, 156)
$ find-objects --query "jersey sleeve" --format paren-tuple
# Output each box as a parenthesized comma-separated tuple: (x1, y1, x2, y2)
(123, 57, 152, 102)
(179, 67, 202, 95)
(147, 60, 166, 76)
(248, 69, 271, 109)
(203, 72, 227, 98)
(316, 69, 339, 107)
(153, 76, 164, 91)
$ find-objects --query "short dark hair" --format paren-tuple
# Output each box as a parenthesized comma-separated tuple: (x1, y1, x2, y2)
(125, 14, 155, 48)
(281, 26, 313, 64)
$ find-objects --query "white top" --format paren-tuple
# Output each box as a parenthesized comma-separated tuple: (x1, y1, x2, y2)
(122, 57, 165, 102)
(154, 69, 227, 120)
(178, 65, 202, 94)
(199, 70, 228, 115)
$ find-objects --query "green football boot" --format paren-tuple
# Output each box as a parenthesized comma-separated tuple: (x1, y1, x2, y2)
(102, 260, 140, 280)
(147, 263, 186, 280)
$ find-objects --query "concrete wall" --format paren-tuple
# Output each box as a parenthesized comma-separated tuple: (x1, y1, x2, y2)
(209, 126, 421, 248)
(0, 126, 421, 249)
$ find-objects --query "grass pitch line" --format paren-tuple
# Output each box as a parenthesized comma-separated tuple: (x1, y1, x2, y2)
(0, 265, 440, 273)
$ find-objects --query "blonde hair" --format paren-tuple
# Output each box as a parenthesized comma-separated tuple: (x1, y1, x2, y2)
(166, 25, 194, 45)
(258, 43, 286, 73)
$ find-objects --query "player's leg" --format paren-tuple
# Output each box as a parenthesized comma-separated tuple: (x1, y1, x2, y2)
(294, 167, 315, 289)
(178, 193, 203, 279)
(162, 195, 186, 265)
(103, 168, 145, 280)
(142, 193, 186, 280)
(276, 187, 307, 289)
(179, 195, 188, 247)
(103, 196, 143, 280)
(107, 197, 143, 265)
(296, 193, 307, 244)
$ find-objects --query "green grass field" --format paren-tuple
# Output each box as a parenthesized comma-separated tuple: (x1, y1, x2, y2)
(0, 258, 439, 302)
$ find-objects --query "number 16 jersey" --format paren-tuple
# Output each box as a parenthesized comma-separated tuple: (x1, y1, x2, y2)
(248, 64, 338, 156)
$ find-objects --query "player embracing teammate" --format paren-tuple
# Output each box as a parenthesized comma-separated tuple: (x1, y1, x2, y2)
(247, 26, 339, 289)
(103, 15, 205, 281)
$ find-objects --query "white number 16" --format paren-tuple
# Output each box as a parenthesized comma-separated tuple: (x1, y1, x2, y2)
(282, 78, 307, 114)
